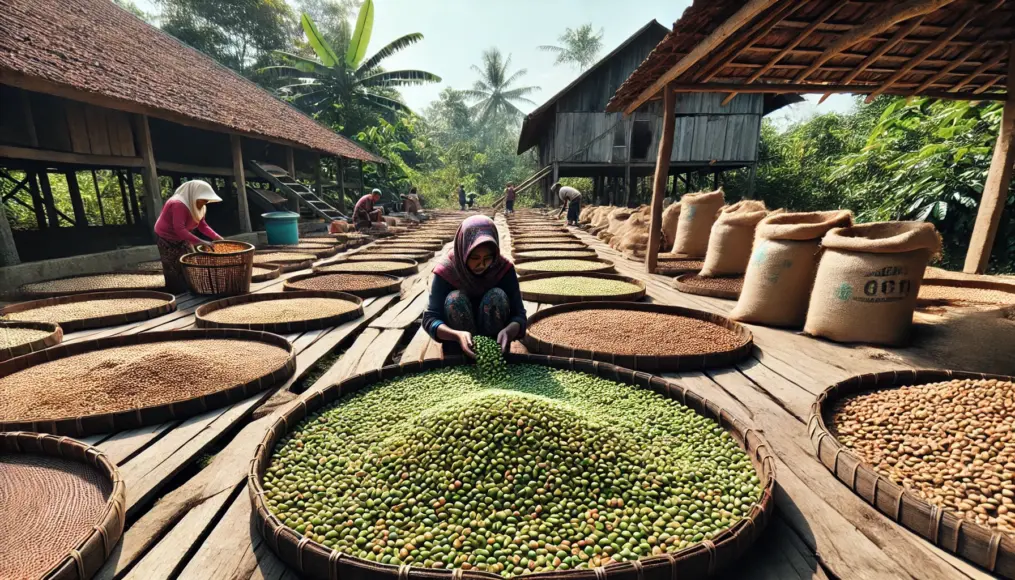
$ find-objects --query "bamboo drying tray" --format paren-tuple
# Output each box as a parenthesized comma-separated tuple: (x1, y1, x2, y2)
(512, 242, 589, 252)
(349, 247, 436, 260)
(1, 291, 177, 333)
(0, 321, 62, 362)
(672, 274, 744, 300)
(513, 250, 599, 264)
(524, 302, 754, 372)
(260, 244, 338, 259)
(657, 259, 705, 276)
(341, 252, 433, 263)
(248, 354, 775, 580)
(0, 329, 296, 436)
(515, 258, 616, 276)
(809, 370, 1015, 578)
(387, 236, 446, 246)
(252, 264, 282, 283)
(375, 241, 444, 252)
(917, 278, 1015, 307)
(298, 237, 343, 246)
(314, 259, 419, 277)
(133, 260, 163, 271)
(283, 273, 402, 298)
(518, 272, 647, 303)
(253, 251, 316, 273)
(195, 291, 364, 333)
(18, 272, 166, 299)
(0, 431, 126, 580)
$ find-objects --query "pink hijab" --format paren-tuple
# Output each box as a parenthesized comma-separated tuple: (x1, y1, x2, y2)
(433, 215, 513, 298)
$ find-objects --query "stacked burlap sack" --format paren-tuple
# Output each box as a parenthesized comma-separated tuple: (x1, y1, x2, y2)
(671, 189, 725, 257)
(731, 210, 853, 327)
(699, 200, 769, 277)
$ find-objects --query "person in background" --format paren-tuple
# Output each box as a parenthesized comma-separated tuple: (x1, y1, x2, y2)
(504, 182, 516, 214)
(153, 180, 224, 293)
(457, 184, 467, 211)
(466, 192, 478, 209)
(401, 186, 421, 216)
(423, 215, 527, 356)
(353, 188, 384, 231)
(552, 182, 582, 226)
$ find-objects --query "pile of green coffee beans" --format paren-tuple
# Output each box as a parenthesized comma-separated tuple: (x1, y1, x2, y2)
(520, 276, 642, 298)
(473, 335, 507, 382)
(264, 358, 761, 576)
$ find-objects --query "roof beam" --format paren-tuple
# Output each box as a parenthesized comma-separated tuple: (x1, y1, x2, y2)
(722, 0, 844, 105)
(950, 48, 1010, 92)
(864, 1, 1000, 102)
(818, 16, 926, 103)
(693, 0, 805, 83)
(909, 40, 993, 96)
(664, 82, 1007, 101)
(793, 0, 961, 83)
(623, 0, 783, 115)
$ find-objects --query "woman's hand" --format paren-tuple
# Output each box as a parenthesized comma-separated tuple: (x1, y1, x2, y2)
(497, 322, 521, 353)
(456, 330, 476, 358)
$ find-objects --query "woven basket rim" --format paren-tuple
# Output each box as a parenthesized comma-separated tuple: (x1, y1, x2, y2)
(0, 431, 127, 580)
(313, 260, 420, 278)
(513, 251, 600, 264)
(517, 272, 647, 304)
(1, 290, 177, 333)
(253, 251, 320, 263)
(283, 273, 403, 298)
(195, 291, 365, 333)
(523, 301, 754, 372)
(515, 258, 616, 276)
(260, 245, 339, 259)
(17, 271, 167, 299)
(247, 355, 776, 580)
(0, 321, 63, 362)
(195, 240, 255, 255)
(0, 329, 296, 437)
(808, 369, 1015, 577)
(252, 264, 283, 283)
(672, 274, 744, 300)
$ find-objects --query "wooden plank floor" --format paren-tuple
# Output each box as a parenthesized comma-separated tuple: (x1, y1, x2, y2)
(78, 213, 1007, 580)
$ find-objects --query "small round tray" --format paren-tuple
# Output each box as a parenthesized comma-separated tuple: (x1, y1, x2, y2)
(673, 274, 744, 300)
(247, 354, 775, 580)
(0, 321, 63, 362)
(518, 272, 647, 303)
(524, 302, 754, 372)
(196, 291, 364, 333)
(1, 290, 177, 333)
(513, 249, 599, 264)
(283, 273, 403, 298)
(314, 259, 419, 277)
(18, 271, 167, 299)
(252, 264, 282, 283)
(657, 259, 705, 276)
(515, 258, 615, 276)
(917, 278, 1015, 307)
(809, 370, 1015, 578)
(0, 432, 126, 580)
(0, 329, 296, 436)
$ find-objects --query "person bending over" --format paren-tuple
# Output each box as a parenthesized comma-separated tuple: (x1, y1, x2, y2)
(552, 182, 582, 226)
(422, 215, 527, 357)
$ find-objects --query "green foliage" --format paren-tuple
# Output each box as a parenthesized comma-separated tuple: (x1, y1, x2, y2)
(463, 49, 539, 128)
(539, 24, 604, 71)
(344, 0, 374, 67)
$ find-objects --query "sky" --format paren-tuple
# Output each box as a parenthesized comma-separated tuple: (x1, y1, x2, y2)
(134, 0, 859, 126)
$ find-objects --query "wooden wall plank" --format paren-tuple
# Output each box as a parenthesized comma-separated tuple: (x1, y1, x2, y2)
(84, 105, 112, 156)
(64, 100, 91, 154)
(705, 115, 729, 161)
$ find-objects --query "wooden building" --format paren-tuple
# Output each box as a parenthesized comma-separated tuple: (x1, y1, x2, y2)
(517, 20, 800, 205)
(0, 0, 382, 266)
(605, 0, 1013, 274)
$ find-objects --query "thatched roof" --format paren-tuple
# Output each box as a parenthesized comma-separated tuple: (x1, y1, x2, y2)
(608, 0, 1013, 113)
(0, 0, 384, 162)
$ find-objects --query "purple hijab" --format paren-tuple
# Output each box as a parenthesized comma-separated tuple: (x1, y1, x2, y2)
(433, 215, 513, 298)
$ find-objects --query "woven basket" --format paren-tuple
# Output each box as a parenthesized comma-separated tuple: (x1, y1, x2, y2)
(515, 258, 616, 276)
(672, 274, 744, 300)
(0, 329, 296, 437)
(182, 242, 255, 296)
(0, 431, 126, 580)
(518, 272, 646, 303)
(809, 369, 1015, 578)
(1, 291, 177, 333)
(283, 273, 403, 298)
(247, 354, 775, 580)
(0, 321, 63, 362)
(195, 291, 364, 333)
(524, 302, 754, 372)
(252, 264, 283, 283)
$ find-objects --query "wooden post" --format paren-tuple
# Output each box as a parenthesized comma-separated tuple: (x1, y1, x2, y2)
(125, 170, 142, 225)
(286, 146, 300, 212)
(337, 158, 347, 213)
(132, 114, 163, 228)
(623, 164, 632, 207)
(64, 171, 87, 227)
(358, 160, 366, 197)
(314, 153, 323, 207)
(91, 170, 106, 226)
(38, 172, 60, 228)
(231, 135, 252, 233)
(964, 43, 1015, 274)
(0, 198, 20, 266)
(27, 172, 47, 229)
(647, 84, 677, 274)
(551, 163, 559, 206)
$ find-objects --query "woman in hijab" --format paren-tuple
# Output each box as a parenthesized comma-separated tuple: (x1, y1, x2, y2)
(153, 180, 224, 292)
(423, 215, 527, 357)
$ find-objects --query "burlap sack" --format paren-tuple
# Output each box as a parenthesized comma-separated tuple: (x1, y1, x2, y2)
(579, 205, 596, 223)
(662, 202, 682, 250)
(591, 207, 613, 230)
(611, 213, 649, 249)
(699, 200, 769, 277)
(804, 221, 942, 346)
(672, 189, 725, 257)
(730, 210, 853, 328)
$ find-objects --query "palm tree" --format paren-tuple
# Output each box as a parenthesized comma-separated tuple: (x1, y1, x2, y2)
(463, 48, 539, 126)
(266, 0, 440, 127)
(539, 24, 604, 71)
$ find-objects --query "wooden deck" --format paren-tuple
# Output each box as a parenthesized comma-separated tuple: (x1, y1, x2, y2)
(73, 215, 1010, 580)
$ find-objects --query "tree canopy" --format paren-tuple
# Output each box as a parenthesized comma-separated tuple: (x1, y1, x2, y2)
(539, 24, 605, 71)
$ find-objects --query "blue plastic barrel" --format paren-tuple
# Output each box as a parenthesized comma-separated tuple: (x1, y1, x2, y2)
(262, 211, 300, 245)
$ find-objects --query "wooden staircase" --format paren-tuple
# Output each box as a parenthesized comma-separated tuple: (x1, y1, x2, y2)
(492, 165, 553, 209)
(247, 161, 347, 221)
